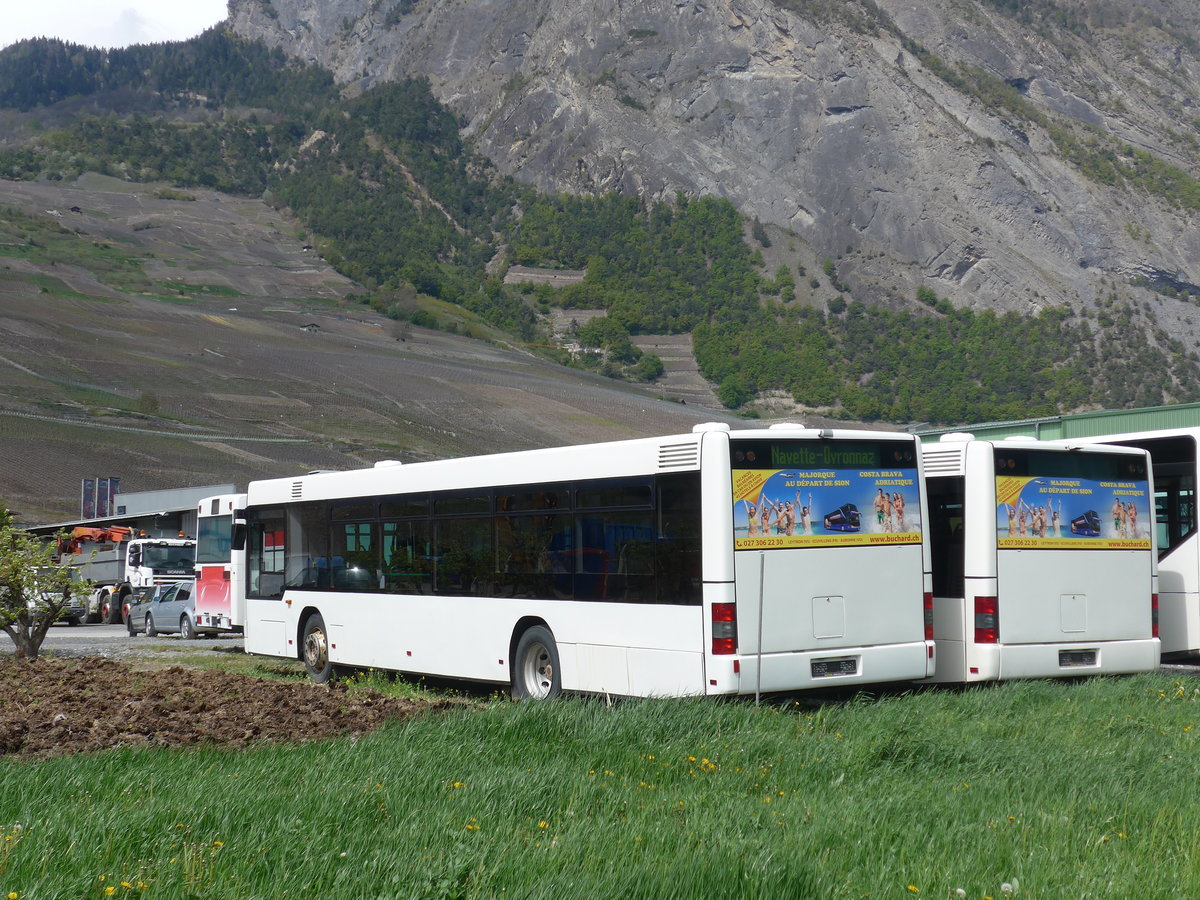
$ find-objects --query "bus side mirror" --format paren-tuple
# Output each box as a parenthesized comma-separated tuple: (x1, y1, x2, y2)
(231, 523, 246, 552)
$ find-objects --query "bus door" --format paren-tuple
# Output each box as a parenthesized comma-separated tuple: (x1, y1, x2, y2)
(1106, 436, 1198, 655)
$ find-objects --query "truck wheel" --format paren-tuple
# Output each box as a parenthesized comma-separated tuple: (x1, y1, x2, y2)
(180, 616, 195, 641)
(100, 594, 115, 624)
(145, 614, 157, 638)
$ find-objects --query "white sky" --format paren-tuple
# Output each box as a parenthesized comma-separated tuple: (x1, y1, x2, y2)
(1, 1, 230, 51)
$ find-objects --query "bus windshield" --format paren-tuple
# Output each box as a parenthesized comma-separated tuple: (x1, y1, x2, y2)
(730, 439, 920, 548)
(196, 515, 234, 564)
(141, 544, 195, 570)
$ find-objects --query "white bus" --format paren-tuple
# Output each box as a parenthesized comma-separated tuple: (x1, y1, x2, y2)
(194, 492, 248, 633)
(237, 423, 935, 698)
(921, 434, 1159, 682)
(1066, 426, 1200, 658)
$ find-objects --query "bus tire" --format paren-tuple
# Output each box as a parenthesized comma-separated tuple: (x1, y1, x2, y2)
(302, 613, 335, 683)
(512, 625, 561, 700)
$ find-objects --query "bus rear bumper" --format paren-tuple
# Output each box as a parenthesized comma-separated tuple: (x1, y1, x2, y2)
(996, 638, 1161, 680)
(707, 640, 932, 695)
(930, 637, 1161, 683)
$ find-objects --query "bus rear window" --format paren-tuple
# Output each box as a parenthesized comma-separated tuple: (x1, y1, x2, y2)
(730, 439, 920, 549)
(995, 448, 1150, 549)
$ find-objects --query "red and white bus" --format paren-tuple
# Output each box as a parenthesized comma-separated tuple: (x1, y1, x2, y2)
(234, 424, 936, 698)
(921, 434, 1159, 681)
(194, 492, 247, 633)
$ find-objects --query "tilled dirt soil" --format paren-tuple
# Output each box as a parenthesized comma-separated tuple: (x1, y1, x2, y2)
(0, 657, 438, 758)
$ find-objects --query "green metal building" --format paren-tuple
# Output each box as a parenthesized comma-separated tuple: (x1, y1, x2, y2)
(914, 401, 1200, 442)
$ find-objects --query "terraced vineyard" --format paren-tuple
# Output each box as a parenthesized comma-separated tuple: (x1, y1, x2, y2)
(0, 177, 739, 524)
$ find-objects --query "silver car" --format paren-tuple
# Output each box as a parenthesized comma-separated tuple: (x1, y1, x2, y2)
(125, 581, 211, 639)
(31, 567, 87, 626)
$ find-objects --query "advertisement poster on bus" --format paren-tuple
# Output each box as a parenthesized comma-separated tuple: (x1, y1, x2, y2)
(995, 475, 1151, 550)
(732, 466, 922, 550)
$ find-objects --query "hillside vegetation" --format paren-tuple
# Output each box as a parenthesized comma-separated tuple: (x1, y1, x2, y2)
(2, 29, 1200, 423)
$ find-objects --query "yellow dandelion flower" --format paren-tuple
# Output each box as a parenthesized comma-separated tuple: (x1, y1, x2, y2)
(213, 840, 224, 848)
(538, 821, 549, 829)
(907, 885, 919, 893)
(105, 888, 116, 897)
(8, 891, 19, 899)
(121, 882, 132, 889)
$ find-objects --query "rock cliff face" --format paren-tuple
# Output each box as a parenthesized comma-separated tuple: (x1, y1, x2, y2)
(228, 0, 1200, 332)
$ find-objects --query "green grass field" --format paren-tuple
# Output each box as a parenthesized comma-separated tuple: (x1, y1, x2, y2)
(2, 672, 1199, 898)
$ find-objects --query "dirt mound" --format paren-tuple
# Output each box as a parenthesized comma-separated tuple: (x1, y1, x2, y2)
(0, 657, 437, 758)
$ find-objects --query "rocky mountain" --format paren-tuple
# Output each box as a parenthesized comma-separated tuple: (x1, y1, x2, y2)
(228, 0, 1200, 333)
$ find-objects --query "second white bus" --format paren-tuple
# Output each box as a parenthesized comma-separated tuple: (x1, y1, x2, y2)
(921, 434, 1159, 681)
(235, 423, 936, 697)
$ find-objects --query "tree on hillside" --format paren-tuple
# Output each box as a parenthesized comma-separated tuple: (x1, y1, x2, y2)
(0, 511, 90, 660)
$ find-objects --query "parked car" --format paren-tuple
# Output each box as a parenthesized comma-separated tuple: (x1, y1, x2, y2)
(125, 581, 211, 639)
(31, 567, 87, 626)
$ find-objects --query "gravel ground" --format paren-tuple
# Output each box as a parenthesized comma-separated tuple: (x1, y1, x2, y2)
(6, 622, 246, 662)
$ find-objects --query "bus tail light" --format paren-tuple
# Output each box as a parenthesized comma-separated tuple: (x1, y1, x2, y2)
(1152, 593, 1159, 639)
(923, 592, 934, 641)
(974, 596, 998, 644)
(711, 602, 736, 655)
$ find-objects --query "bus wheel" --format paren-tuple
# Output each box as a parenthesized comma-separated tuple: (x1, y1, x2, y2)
(512, 625, 561, 700)
(302, 613, 335, 683)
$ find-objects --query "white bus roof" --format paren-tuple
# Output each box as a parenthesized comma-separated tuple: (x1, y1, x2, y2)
(245, 426, 919, 505)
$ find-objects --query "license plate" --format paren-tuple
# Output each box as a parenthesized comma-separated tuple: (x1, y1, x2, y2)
(811, 657, 857, 678)
(1059, 649, 1097, 668)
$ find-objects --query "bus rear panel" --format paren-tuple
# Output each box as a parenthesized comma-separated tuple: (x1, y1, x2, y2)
(923, 436, 1159, 682)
